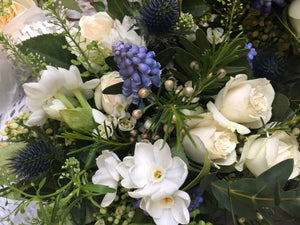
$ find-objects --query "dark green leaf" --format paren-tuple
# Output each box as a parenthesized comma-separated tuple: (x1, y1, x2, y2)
(280, 188, 300, 218)
(179, 36, 203, 60)
(70, 199, 86, 225)
(223, 66, 248, 74)
(195, 28, 210, 55)
(182, 0, 210, 18)
(105, 56, 118, 70)
(272, 93, 290, 121)
(155, 47, 176, 68)
(94, 2, 106, 11)
(102, 82, 123, 95)
(107, 0, 131, 21)
(18, 34, 76, 69)
(81, 183, 116, 194)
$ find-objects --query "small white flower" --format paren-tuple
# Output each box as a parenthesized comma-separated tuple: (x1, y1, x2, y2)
(92, 150, 121, 207)
(140, 190, 191, 225)
(206, 27, 225, 44)
(119, 139, 188, 200)
(92, 109, 114, 139)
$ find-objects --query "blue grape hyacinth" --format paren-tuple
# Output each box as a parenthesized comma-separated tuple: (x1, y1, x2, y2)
(113, 41, 161, 104)
(187, 184, 204, 212)
(245, 43, 257, 68)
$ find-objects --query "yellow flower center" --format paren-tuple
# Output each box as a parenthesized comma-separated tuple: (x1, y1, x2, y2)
(154, 170, 162, 179)
(163, 197, 173, 205)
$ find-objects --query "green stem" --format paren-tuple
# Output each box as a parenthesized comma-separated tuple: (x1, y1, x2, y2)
(72, 88, 91, 109)
(55, 91, 75, 109)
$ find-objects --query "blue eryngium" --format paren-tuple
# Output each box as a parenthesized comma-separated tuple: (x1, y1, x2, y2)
(113, 41, 161, 104)
(253, 53, 287, 80)
(9, 141, 53, 178)
(140, 0, 180, 34)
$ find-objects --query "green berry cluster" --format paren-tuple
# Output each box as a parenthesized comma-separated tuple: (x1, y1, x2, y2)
(94, 188, 136, 225)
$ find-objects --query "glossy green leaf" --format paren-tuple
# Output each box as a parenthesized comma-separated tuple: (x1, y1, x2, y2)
(102, 82, 123, 95)
(94, 2, 106, 11)
(155, 47, 176, 68)
(195, 28, 210, 55)
(279, 188, 300, 218)
(179, 36, 203, 59)
(18, 34, 76, 69)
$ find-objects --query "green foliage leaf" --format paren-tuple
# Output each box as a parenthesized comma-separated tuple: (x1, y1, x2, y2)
(60, 108, 94, 131)
(272, 93, 290, 121)
(105, 56, 118, 71)
(18, 34, 76, 69)
(61, 0, 82, 12)
(155, 47, 176, 68)
(107, 0, 131, 21)
(280, 187, 300, 218)
(195, 28, 210, 55)
(182, 0, 210, 18)
(179, 36, 203, 60)
(102, 82, 123, 95)
(81, 183, 115, 194)
(94, 2, 106, 11)
(211, 159, 294, 218)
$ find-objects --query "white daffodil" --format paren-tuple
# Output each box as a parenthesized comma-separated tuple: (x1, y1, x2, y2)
(140, 190, 191, 225)
(122, 139, 188, 200)
(92, 150, 121, 207)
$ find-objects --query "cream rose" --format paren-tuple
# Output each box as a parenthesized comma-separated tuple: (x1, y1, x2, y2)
(214, 74, 275, 129)
(94, 71, 131, 117)
(236, 131, 300, 179)
(79, 12, 145, 49)
(0, 0, 35, 31)
(183, 113, 238, 167)
(289, 0, 300, 37)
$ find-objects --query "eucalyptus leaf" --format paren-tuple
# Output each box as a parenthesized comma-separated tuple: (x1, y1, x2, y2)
(279, 187, 300, 218)
(211, 159, 294, 218)
(94, 2, 106, 11)
(18, 34, 76, 69)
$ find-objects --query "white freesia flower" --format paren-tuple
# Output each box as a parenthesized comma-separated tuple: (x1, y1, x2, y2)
(92, 150, 121, 207)
(140, 190, 190, 225)
(236, 131, 300, 179)
(289, 0, 300, 37)
(118, 139, 188, 200)
(94, 71, 131, 117)
(23, 65, 99, 126)
(92, 109, 114, 139)
(214, 74, 275, 129)
(206, 27, 225, 44)
(183, 113, 238, 167)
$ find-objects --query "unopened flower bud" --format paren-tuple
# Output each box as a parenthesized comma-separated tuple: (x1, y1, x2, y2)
(132, 109, 143, 120)
(217, 68, 227, 78)
(190, 60, 200, 70)
(292, 127, 300, 136)
(164, 79, 175, 91)
(207, 72, 213, 79)
(130, 129, 138, 137)
(184, 86, 194, 97)
(138, 88, 150, 98)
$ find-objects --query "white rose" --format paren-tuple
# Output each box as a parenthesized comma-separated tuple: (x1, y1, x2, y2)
(183, 113, 238, 167)
(289, 0, 300, 37)
(0, 0, 35, 31)
(214, 74, 275, 129)
(94, 71, 131, 117)
(236, 131, 300, 179)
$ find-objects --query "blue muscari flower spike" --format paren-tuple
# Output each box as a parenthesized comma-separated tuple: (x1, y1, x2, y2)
(245, 43, 257, 68)
(252, 53, 287, 80)
(113, 41, 161, 104)
(140, 0, 180, 34)
(252, 0, 286, 14)
(187, 184, 204, 212)
(9, 141, 53, 178)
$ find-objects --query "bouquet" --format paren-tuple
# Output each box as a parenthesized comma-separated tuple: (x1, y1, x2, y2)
(0, 0, 299, 224)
